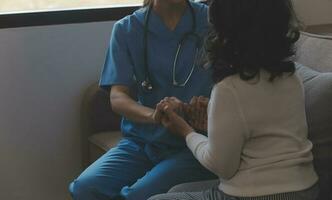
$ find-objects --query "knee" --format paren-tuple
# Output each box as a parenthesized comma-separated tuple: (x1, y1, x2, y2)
(69, 181, 75, 197)
(147, 194, 171, 200)
(69, 177, 104, 200)
(69, 178, 92, 200)
(70, 176, 122, 200)
(146, 194, 158, 200)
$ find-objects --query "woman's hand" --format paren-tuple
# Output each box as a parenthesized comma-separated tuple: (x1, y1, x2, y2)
(157, 101, 194, 138)
(184, 96, 209, 132)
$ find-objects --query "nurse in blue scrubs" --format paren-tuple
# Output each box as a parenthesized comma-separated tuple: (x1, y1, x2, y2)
(69, 0, 217, 200)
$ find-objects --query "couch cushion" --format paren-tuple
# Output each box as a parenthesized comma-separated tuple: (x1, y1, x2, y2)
(295, 32, 332, 73)
(89, 131, 122, 151)
(169, 180, 219, 193)
(296, 64, 332, 199)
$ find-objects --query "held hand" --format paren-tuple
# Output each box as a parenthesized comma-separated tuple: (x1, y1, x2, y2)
(151, 105, 164, 124)
(163, 97, 184, 115)
(152, 97, 184, 124)
(184, 96, 209, 132)
(158, 102, 194, 138)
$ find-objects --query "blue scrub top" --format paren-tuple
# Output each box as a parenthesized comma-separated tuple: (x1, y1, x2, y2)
(100, 2, 213, 153)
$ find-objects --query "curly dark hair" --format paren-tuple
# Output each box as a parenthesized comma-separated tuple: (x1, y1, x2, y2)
(206, 0, 300, 82)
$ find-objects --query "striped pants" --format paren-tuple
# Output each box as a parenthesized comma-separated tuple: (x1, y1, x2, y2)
(148, 183, 319, 200)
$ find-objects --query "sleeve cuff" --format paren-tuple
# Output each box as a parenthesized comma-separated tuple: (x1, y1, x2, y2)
(185, 132, 198, 144)
(185, 132, 208, 152)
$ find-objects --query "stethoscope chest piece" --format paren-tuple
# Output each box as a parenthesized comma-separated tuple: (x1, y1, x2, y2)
(141, 80, 153, 92)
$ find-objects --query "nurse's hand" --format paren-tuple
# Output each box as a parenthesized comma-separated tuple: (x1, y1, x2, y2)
(157, 101, 194, 138)
(184, 96, 209, 132)
(152, 106, 164, 124)
(152, 97, 184, 124)
(162, 97, 184, 115)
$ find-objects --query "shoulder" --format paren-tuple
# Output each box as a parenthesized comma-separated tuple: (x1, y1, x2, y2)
(190, 1, 209, 31)
(191, 1, 208, 15)
(212, 77, 237, 99)
(214, 75, 238, 90)
(213, 70, 303, 98)
(211, 74, 251, 102)
(113, 8, 145, 35)
(112, 17, 129, 39)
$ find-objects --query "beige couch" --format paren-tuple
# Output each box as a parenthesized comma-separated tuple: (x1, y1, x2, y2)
(80, 26, 332, 199)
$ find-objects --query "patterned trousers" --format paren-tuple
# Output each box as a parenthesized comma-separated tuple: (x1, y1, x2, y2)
(148, 182, 319, 200)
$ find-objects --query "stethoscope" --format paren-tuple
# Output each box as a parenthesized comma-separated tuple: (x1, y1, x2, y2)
(141, 0, 201, 92)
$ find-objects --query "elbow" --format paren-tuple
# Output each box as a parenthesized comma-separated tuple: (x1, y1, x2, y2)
(193, 143, 239, 180)
(213, 160, 238, 180)
(110, 102, 119, 114)
(110, 94, 122, 114)
(216, 167, 237, 180)
(110, 85, 131, 115)
(205, 154, 237, 180)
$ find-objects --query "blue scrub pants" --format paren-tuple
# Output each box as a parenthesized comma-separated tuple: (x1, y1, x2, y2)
(69, 138, 216, 200)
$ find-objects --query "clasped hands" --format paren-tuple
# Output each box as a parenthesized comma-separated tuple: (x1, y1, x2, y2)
(152, 96, 209, 138)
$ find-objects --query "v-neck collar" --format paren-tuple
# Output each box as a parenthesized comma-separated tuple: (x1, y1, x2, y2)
(150, 5, 191, 36)
(134, 2, 194, 39)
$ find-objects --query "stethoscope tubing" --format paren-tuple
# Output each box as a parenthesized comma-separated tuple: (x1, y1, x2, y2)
(141, 0, 200, 92)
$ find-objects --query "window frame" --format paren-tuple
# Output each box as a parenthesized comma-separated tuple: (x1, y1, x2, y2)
(0, 5, 140, 29)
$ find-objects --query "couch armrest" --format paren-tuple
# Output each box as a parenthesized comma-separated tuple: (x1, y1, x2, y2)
(81, 82, 121, 133)
(81, 82, 122, 167)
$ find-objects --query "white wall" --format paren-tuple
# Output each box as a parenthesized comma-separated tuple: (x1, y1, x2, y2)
(0, 21, 114, 200)
(293, 0, 332, 25)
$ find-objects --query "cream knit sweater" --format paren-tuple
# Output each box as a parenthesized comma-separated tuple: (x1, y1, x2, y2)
(186, 70, 318, 197)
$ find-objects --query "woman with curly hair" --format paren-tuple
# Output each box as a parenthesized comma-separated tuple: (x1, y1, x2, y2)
(148, 0, 319, 199)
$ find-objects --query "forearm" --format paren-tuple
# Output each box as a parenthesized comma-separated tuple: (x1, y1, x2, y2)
(185, 85, 247, 180)
(186, 132, 216, 172)
(110, 90, 156, 124)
